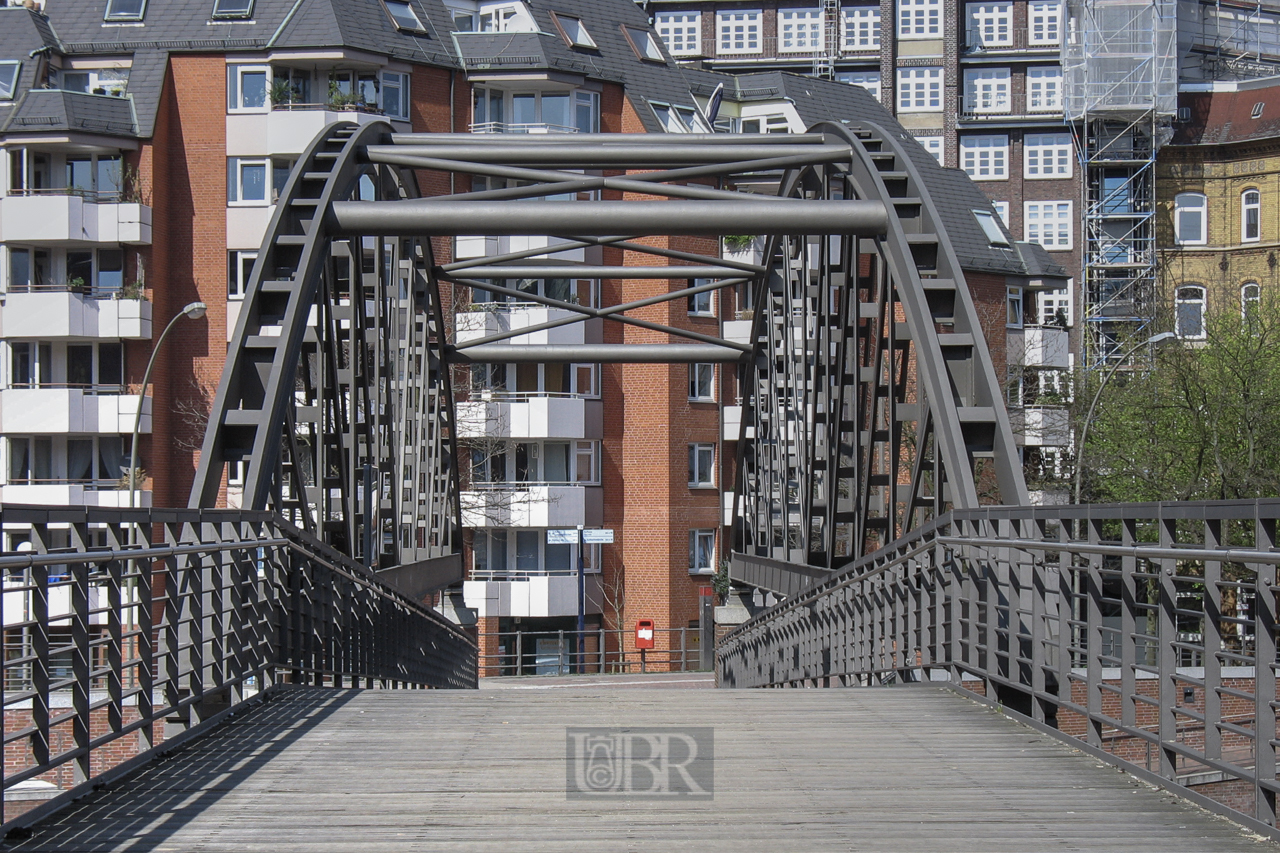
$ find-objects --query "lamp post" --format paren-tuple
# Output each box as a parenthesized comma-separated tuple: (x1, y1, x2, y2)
(1072, 331, 1176, 505)
(128, 301, 207, 508)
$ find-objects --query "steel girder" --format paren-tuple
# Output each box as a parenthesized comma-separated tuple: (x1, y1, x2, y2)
(192, 123, 1025, 582)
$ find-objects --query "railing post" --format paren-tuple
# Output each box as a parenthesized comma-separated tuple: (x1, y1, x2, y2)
(1157, 513, 1179, 779)
(1085, 516, 1104, 749)
(1254, 513, 1278, 825)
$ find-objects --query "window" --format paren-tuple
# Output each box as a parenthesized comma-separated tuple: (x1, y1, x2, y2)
(1039, 282, 1072, 326)
(689, 443, 715, 487)
(553, 14, 596, 48)
(898, 0, 941, 38)
(1028, 1, 1061, 45)
(916, 135, 943, 165)
(228, 65, 270, 113)
(1243, 282, 1261, 320)
(961, 135, 1008, 180)
(740, 113, 791, 134)
(655, 11, 701, 55)
(1006, 286, 1023, 327)
(212, 0, 253, 18)
(1174, 192, 1207, 245)
(838, 70, 880, 101)
(689, 364, 714, 401)
(974, 210, 1010, 246)
(689, 529, 716, 574)
(779, 8, 823, 53)
(1024, 132, 1072, 179)
(689, 280, 714, 315)
(1243, 188, 1261, 242)
(964, 68, 1011, 113)
(897, 67, 942, 111)
(1176, 285, 1207, 339)
(842, 7, 880, 50)
(1027, 66, 1063, 112)
(228, 157, 268, 204)
(992, 200, 1009, 226)
(229, 251, 257, 299)
(0, 62, 19, 100)
(104, 0, 146, 21)
(381, 71, 409, 120)
(1024, 201, 1073, 249)
(383, 0, 426, 31)
(652, 102, 700, 133)
(967, 2, 1012, 47)
(625, 26, 666, 62)
(9, 341, 50, 387)
(1253, 102, 1265, 119)
(717, 9, 761, 54)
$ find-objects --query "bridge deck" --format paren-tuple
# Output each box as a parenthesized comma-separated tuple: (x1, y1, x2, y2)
(8, 678, 1272, 852)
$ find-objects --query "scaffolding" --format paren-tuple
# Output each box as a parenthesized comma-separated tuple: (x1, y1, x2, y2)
(812, 0, 839, 79)
(1064, 0, 1177, 366)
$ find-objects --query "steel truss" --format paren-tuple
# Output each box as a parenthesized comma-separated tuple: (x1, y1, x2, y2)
(194, 123, 1025, 583)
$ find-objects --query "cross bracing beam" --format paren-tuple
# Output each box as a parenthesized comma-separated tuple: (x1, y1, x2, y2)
(440, 265, 749, 279)
(449, 344, 750, 363)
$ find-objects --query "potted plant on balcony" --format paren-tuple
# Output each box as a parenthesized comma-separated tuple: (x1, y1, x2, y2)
(119, 281, 147, 301)
(327, 81, 367, 111)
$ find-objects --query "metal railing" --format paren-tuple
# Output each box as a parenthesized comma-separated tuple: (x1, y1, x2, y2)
(479, 627, 705, 676)
(0, 504, 476, 827)
(719, 499, 1280, 837)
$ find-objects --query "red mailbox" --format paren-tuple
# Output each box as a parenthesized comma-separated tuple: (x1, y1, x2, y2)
(635, 619, 655, 650)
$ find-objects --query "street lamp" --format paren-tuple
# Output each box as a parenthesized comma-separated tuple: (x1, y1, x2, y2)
(1072, 331, 1176, 505)
(128, 301, 207, 508)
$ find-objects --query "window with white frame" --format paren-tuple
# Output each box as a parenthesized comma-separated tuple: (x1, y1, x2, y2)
(470, 439, 601, 485)
(739, 112, 792, 133)
(626, 26, 666, 61)
(228, 250, 257, 299)
(1176, 285, 1207, 339)
(1243, 188, 1261, 242)
(1005, 286, 1023, 328)
(1027, 66, 1063, 112)
(227, 65, 270, 113)
(898, 0, 941, 38)
(897, 67, 943, 111)
(381, 71, 410, 120)
(1039, 281, 1072, 326)
(382, 0, 426, 32)
(477, 2, 533, 32)
(655, 11, 701, 55)
(842, 7, 880, 50)
(967, 2, 1012, 47)
(1024, 132, 1072, 178)
(838, 71, 881, 101)
(104, 0, 146, 21)
(0, 62, 20, 100)
(1174, 192, 1207, 245)
(960, 134, 1008, 180)
(651, 102, 700, 133)
(992, 200, 1009, 226)
(1028, 1, 1062, 45)
(689, 363, 714, 401)
(779, 8, 824, 52)
(717, 10, 762, 54)
(227, 158, 268, 204)
(689, 280, 714, 315)
(689, 443, 715, 486)
(964, 68, 1011, 113)
(212, 0, 253, 18)
(1243, 281, 1261, 320)
(916, 135, 944, 165)
(974, 209, 1009, 245)
(689, 529, 716, 574)
(1024, 201, 1073, 249)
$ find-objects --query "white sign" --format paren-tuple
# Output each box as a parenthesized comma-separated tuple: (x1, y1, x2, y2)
(637, 628, 654, 641)
(546, 529, 578, 544)
(581, 529, 615, 544)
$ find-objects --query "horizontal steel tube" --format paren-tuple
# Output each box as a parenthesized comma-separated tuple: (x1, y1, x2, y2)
(367, 143, 852, 166)
(392, 132, 834, 145)
(330, 199, 886, 237)
(447, 344, 750, 363)
(442, 265, 751, 280)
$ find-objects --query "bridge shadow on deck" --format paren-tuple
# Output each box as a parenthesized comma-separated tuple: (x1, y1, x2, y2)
(4, 687, 357, 853)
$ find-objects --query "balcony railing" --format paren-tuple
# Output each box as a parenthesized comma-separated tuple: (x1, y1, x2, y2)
(469, 122, 579, 134)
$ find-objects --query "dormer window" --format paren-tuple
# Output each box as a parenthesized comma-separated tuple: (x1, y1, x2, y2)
(383, 0, 426, 32)
(624, 26, 665, 62)
(478, 2, 534, 32)
(212, 0, 254, 18)
(0, 62, 20, 100)
(553, 13, 596, 48)
(1253, 101, 1265, 119)
(104, 0, 146, 21)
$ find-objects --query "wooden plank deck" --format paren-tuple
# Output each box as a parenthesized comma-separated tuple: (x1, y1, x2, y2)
(7, 678, 1276, 852)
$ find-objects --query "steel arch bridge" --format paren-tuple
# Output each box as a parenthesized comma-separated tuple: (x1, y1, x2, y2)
(191, 120, 1025, 589)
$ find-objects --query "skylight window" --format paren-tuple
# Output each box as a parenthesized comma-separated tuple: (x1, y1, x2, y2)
(383, 0, 426, 32)
(104, 0, 146, 21)
(624, 26, 665, 62)
(0, 62, 19, 100)
(973, 209, 1010, 246)
(554, 13, 597, 48)
(1253, 101, 1265, 119)
(212, 0, 254, 18)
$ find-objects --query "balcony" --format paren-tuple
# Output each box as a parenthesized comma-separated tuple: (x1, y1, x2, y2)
(461, 484, 602, 528)
(0, 483, 149, 508)
(0, 388, 149, 434)
(456, 306, 592, 347)
(1011, 325, 1069, 369)
(462, 574, 603, 619)
(1010, 406, 1070, 447)
(2, 290, 151, 339)
(457, 397, 598, 439)
(0, 194, 151, 245)
(469, 122, 578, 134)
(723, 319, 754, 345)
(260, 105, 389, 156)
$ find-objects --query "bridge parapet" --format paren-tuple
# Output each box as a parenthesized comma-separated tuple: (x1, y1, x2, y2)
(718, 498, 1280, 839)
(0, 503, 476, 829)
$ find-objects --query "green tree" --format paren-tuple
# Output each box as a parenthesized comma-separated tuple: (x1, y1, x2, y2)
(1080, 294, 1280, 503)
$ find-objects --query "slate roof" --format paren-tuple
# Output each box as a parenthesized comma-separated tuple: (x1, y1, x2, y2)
(1172, 83, 1280, 147)
(0, 87, 137, 135)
